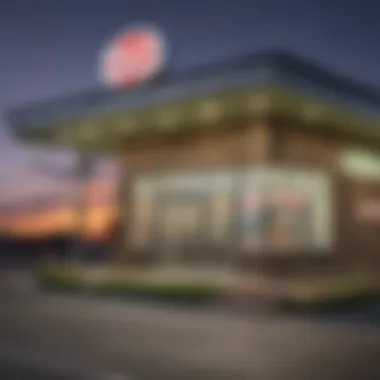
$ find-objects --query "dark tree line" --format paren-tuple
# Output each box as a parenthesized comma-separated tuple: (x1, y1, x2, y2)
(0, 216, 122, 265)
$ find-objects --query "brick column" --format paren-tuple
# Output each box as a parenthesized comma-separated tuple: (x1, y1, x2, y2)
(244, 123, 273, 164)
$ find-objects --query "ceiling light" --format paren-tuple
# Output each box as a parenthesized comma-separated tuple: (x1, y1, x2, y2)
(249, 95, 270, 113)
(199, 100, 221, 122)
(159, 110, 177, 129)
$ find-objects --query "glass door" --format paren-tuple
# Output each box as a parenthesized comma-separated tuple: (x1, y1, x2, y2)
(155, 193, 212, 263)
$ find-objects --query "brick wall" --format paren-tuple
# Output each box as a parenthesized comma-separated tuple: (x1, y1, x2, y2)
(119, 124, 273, 263)
(122, 125, 273, 173)
(117, 121, 380, 274)
(273, 125, 380, 274)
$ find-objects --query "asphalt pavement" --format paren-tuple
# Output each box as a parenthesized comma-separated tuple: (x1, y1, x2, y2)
(1, 270, 380, 379)
(0, 360, 85, 380)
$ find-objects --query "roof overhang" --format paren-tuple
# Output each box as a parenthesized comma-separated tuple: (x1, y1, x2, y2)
(8, 85, 380, 153)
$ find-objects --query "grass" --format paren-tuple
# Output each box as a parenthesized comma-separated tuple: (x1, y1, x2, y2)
(279, 279, 380, 313)
(37, 263, 380, 312)
(93, 280, 220, 303)
(37, 263, 84, 293)
(37, 263, 221, 304)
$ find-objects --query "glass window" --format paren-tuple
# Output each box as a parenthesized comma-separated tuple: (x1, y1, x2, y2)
(239, 168, 333, 254)
(129, 170, 236, 250)
(128, 167, 333, 255)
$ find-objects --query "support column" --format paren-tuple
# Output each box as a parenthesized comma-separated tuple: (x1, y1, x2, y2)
(115, 156, 131, 264)
(70, 154, 94, 265)
(244, 122, 274, 164)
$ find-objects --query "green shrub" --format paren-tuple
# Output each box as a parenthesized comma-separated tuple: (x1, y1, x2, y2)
(37, 263, 83, 293)
(281, 287, 380, 313)
(94, 280, 221, 303)
(36, 263, 221, 303)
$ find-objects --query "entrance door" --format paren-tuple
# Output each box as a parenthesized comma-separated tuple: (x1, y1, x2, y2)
(154, 193, 212, 264)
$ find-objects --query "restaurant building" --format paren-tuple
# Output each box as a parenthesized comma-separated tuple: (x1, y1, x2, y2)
(8, 48, 380, 276)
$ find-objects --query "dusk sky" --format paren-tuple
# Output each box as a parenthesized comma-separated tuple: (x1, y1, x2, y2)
(1, 0, 380, 236)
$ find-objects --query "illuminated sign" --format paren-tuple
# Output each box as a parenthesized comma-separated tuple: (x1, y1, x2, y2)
(339, 149, 380, 182)
(99, 24, 167, 88)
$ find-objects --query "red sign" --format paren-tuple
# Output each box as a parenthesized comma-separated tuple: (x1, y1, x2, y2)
(100, 25, 167, 88)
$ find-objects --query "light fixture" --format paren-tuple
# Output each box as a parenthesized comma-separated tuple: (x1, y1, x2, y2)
(80, 121, 97, 143)
(249, 95, 270, 113)
(303, 104, 325, 122)
(198, 100, 221, 122)
(115, 117, 135, 135)
(159, 110, 178, 129)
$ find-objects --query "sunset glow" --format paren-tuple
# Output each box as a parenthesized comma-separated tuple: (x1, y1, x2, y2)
(0, 179, 118, 240)
(4, 204, 117, 239)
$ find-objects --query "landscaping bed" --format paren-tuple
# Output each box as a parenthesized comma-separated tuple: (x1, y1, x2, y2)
(37, 263, 222, 304)
(37, 263, 380, 312)
(93, 280, 219, 303)
(277, 277, 380, 313)
(37, 263, 84, 293)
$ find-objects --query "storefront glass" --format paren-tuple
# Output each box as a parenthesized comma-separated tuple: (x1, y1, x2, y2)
(129, 167, 333, 258)
(129, 170, 236, 252)
(240, 168, 333, 253)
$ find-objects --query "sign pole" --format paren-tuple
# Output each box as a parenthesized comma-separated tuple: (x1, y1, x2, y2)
(70, 154, 94, 266)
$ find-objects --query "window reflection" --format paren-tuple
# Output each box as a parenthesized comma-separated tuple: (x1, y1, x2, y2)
(129, 167, 333, 256)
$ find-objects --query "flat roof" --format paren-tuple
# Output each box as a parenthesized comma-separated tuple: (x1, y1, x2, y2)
(7, 49, 380, 132)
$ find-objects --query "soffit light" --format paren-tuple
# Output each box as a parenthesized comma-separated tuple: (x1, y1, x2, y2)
(80, 122, 98, 142)
(249, 95, 270, 113)
(198, 100, 221, 122)
(158, 110, 178, 129)
(115, 117, 136, 135)
(303, 104, 325, 122)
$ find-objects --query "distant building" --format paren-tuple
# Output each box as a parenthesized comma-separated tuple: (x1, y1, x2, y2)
(8, 50, 380, 275)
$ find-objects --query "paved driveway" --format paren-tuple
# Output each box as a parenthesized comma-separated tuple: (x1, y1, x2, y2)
(0, 289, 380, 379)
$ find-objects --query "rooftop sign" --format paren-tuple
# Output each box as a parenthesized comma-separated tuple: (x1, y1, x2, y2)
(99, 24, 167, 89)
